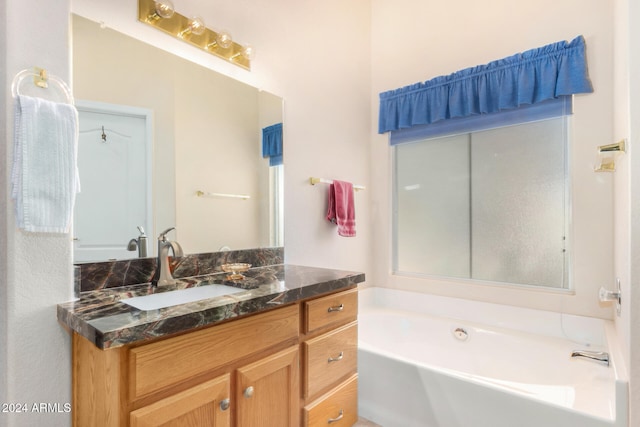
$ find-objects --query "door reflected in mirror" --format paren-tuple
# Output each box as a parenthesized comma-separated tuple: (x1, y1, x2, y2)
(72, 14, 284, 262)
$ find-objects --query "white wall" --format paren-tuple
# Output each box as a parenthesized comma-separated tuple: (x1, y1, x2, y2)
(1, 1, 75, 426)
(370, 0, 616, 319)
(629, 0, 640, 418)
(2, 1, 372, 425)
(615, 0, 640, 422)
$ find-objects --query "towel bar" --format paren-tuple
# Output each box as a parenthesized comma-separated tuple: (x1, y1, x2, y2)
(309, 177, 365, 191)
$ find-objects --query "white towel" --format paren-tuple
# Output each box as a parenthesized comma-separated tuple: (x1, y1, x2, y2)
(12, 95, 80, 233)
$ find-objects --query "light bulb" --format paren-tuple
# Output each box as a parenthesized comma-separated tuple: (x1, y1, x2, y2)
(206, 30, 233, 50)
(230, 44, 255, 63)
(179, 16, 206, 38)
(149, 0, 175, 20)
(217, 30, 233, 49)
(188, 16, 206, 35)
(241, 44, 255, 60)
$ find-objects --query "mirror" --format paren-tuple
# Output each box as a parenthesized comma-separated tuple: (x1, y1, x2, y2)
(72, 15, 284, 262)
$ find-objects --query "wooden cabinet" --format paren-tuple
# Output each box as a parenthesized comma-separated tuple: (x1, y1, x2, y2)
(72, 287, 358, 427)
(302, 288, 359, 426)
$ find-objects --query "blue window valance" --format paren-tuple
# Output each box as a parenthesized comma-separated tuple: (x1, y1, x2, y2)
(262, 123, 283, 166)
(378, 35, 593, 134)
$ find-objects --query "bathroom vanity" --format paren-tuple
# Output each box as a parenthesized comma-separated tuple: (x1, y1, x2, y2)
(58, 262, 363, 427)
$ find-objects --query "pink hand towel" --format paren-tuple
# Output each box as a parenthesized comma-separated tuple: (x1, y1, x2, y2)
(326, 180, 356, 237)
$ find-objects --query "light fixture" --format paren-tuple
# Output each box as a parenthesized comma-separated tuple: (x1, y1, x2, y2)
(147, 0, 175, 21)
(178, 16, 206, 38)
(138, 0, 254, 70)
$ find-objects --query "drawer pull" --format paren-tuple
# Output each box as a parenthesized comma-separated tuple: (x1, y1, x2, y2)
(328, 351, 344, 363)
(327, 304, 344, 313)
(328, 409, 344, 424)
(220, 398, 230, 411)
(244, 386, 254, 398)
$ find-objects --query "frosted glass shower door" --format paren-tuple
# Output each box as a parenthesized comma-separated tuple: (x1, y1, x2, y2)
(470, 118, 567, 287)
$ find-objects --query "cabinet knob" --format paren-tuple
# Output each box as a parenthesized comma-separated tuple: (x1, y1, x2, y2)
(327, 304, 344, 313)
(220, 398, 230, 411)
(328, 409, 344, 424)
(244, 386, 254, 398)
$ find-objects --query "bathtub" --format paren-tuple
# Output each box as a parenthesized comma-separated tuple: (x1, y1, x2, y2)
(357, 287, 628, 427)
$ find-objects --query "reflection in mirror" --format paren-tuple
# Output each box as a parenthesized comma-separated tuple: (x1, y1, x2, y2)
(72, 14, 284, 262)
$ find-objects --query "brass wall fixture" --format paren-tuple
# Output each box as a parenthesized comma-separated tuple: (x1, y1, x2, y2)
(594, 139, 627, 172)
(138, 0, 254, 70)
(310, 177, 366, 191)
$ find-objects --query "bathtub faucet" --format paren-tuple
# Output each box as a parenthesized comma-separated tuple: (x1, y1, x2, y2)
(570, 350, 609, 366)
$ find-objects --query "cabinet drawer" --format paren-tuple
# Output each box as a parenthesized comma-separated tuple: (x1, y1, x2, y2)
(304, 374, 358, 427)
(304, 322, 357, 399)
(304, 289, 357, 334)
(129, 304, 299, 400)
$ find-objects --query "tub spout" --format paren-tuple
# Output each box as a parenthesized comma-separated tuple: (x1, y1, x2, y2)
(570, 350, 609, 366)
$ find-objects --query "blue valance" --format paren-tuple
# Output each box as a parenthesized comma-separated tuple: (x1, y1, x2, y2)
(378, 35, 593, 134)
(262, 123, 283, 166)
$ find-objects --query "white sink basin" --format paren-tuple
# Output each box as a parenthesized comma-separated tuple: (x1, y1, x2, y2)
(120, 284, 244, 310)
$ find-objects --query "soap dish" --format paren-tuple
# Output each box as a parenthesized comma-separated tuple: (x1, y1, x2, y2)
(221, 263, 251, 280)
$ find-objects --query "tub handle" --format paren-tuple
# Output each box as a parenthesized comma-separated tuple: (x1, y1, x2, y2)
(328, 351, 344, 363)
(328, 304, 344, 313)
(328, 409, 344, 423)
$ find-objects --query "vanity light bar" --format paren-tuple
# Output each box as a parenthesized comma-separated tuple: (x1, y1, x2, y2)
(138, 0, 252, 71)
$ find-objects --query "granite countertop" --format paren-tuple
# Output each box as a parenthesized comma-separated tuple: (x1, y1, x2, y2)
(57, 264, 365, 350)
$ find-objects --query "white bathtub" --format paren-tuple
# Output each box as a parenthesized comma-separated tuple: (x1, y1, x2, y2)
(358, 287, 628, 427)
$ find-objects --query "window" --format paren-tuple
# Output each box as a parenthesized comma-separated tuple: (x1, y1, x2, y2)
(381, 36, 592, 290)
(393, 115, 569, 289)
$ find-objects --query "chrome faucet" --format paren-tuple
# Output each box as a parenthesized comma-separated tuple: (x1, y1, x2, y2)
(570, 350, 610, 366)
(153, 227, 184, 287)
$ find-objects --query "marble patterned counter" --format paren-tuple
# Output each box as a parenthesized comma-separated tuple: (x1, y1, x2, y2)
(58, 264, 364, 350)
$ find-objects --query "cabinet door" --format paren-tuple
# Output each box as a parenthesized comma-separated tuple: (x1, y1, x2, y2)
(130, 374, 231, 427)
(236, 346, 300, 427)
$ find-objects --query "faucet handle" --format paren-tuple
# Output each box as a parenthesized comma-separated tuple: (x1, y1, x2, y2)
(158, 227, 176, 241)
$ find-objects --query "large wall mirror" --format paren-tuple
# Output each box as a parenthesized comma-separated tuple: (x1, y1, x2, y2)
(72, 14, 284, 262)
